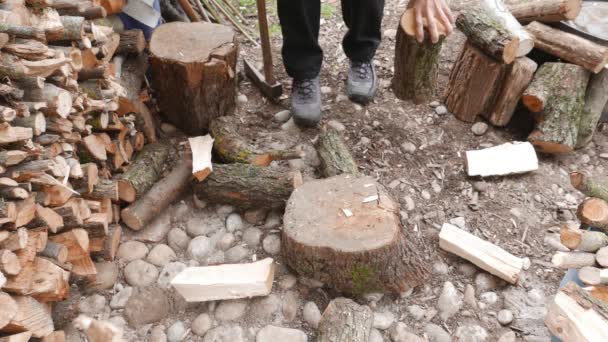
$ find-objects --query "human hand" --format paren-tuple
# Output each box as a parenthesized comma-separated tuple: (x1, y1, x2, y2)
(407, 0, 455, 43)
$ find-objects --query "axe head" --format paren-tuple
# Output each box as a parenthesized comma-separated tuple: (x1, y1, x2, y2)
(244, 60, 283, 101)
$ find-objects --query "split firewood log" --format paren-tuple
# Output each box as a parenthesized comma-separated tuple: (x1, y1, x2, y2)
(578, 198, 608, 231)
(0, 295, 54, 338)
(552, 251, 597, 269)
(505, 0, 583, 23)
(318, 298, 373, 342)
(315, 129, 359, 178)
(571, 172, 608, 202)
(115, 141, 170, 202)
(0, 292, 18, 331)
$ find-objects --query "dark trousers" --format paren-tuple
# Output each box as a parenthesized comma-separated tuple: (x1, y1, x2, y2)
(277, 0, 385, 80)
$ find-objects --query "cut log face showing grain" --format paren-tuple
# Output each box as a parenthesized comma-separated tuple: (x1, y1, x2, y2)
(577, 68, 608, 148)
(552, 251, 597, 269)
(189, 135, 214, 182)
(578, 266, 608, 286)
(315, 129, 359, 178)
(440, 223, 524, 284)
(2, 295, 54, 338)
(0, 292, 18, 330)
(445, 41, 507, 123)
(318, 298, 373, 342)
(545, 282, 608, 341)
(560, 225, 608, 252)
(597, 247, 608, 268)
(283, 175, 430, 294)
(465, 142, 538, 177)
(116, 142, 170, 202)
(505, 0, 582, 22)
(0, 250, 22, 275)
(526, 21, 608, 74)
(525, 63, 590, 153)
(150, 22, 238, 135)
(171, 258, 275, 302)
(392, 9, 444, 104)
(578, 198, 608, 230)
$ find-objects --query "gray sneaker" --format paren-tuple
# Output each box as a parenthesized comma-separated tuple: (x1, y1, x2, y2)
(347, 61, 377, 104)
(291, 77, 321, 128)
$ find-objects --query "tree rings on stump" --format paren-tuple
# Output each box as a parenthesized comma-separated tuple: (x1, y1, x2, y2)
(282, 175, 429, 294)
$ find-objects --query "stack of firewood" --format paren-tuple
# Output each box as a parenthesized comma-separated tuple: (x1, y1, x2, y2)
(546, 171, 608, 339)
(445, 0, 608, 153)
(0, 0, 160, 339)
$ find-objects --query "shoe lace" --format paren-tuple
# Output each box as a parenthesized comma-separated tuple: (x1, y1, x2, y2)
(294, 78, 315, 100)
(352, 62, 372, 80)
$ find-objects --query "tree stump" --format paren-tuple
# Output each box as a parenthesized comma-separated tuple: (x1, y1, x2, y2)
(392, 9, 444, 104)
(149, 22, 238, 135)
(318, 298, 373, 342)
(282, 175, 429, 295)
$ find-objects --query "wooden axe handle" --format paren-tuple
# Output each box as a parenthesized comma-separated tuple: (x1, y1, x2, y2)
(255, 0, 276, 84)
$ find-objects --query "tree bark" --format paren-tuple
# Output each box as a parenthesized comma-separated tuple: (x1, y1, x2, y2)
(149, 22, 238, 134)
(315, 129, 359, 178)
(576, 69, 608, 148)
(570, 172, 608, 202)
(445, 41, 506, 123)
(505, 0, 582, 23)
(526, 21, 608, 74)
(283, 175, 430, 294)
(525, 62, 589, 154)
(116, 141, 170, 202)
(117, 29, 146, 55)
(552, 251, 597, 269)
(318, 298, 373, 342)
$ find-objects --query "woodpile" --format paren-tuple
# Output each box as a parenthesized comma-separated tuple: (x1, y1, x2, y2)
(0, 1, 156, 339)
(441, 0, 608, 152)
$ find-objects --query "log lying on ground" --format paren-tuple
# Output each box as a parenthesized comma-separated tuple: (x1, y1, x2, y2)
(561, 225, 608, 252)
(552, 251, 597, 269)
(484, 57, 537, 126)
(445, 41, 506, 123)
(456, 0, 522, 64)
(115, 142, 170, 202)
(315, 129, 359, 178)
(597, 247, 608, 268)
(465, 142, 538, 177)
(440, 223, 524, 284)
(577, 69, 608, 148)
(578, 198, 608, 231)
(209, 116, 303, 166)
(525, 63, 589, 153)
(195, 164, 300, 210)
(283, 175, 430, 294)
(189, 135, 214, 182)
(318, 298, 373, 342)
(579, 266, 608, 286)
(149, 22, 238, 134)
(545, 282, 608, 341)
(171, 258, 275, 302)
(121, 159, 192, 230)
(526, 21, 608, 74)
(505, 0, 583, 23)
(571, 172, 608, 202)
(392, 9, 445, 104)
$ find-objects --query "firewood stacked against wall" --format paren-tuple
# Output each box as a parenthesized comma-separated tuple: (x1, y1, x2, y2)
(0, 0, 155, 339)
(445, 0, 608, 153)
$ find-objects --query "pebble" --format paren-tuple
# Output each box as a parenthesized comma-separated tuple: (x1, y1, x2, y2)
(186, 216, 223, 237)
(256, 325, 307, 342)
(243, 227, 263, 247)
(384, 28, 397, 39)
(282, 290, 300, 322)
(401, 141, 417, 154)
(303, 301, 322, 329)
(480, 292, 499, 305)
(215, 299, 248, 321)
(225, 213, 244, 232)
(390, 322, 424, 342)
(225, 245, 249, 263)
(191, 313, 212, 336)
(167, 228, 190, 252)
(449, 216, 466, 229)
(407, 305, 426, 321)
(497, 331, 516, 342)
(424, 324, 451, 342)
(369, 329, 384, 342)
(248, 294, 280, 321)
(328, 120, 346, 131)
(157, 262, 187, 288)
(217, 233, 235, 251)
(263, 235, 281, 255)
(78, 294, 106, 315)
(244, 209, 268, 225)
(187, 236, 213, 263)
(464, 284, 478, 309)
(167, 321, 187, 342)
(475, 273, 500, 294)
(237, 94, 248, 104)
(116, 241, 149, 262)
(279, 274, 298, 290)
(458, 263, 478, 277)
(203, 326, 245, 342)
(281, 118, 298, 131)
(150, 325, 168, 342)
(147, 244, 177, 267)
(472, 122, 489, 136)
(421, 190, 431, 200)
(359, 136, 371, 146)
(274, 110, 291, 123)
(497, 309, 514, 325)
(403, 196, 415, 211)
(431, 181, 442, 193)
(473, 181, 489, 193)
(432, 261, 449, 275)
(110, 286, 133, 309)
(321, 86, 332, 94)
(435, 105, 448, 115)
(373, 311, 395, 330)
(527, 288, 545, 306)
(264, 211, 282, 229)
(429, 101, 440, 108)
(437, 281, 463, 321)
(124, 288, 169, 327)
(523, 257, 531, 270)
(216, 205, 236, 217)
(455, 324, 488, 342)
(124, 259, 159, 287)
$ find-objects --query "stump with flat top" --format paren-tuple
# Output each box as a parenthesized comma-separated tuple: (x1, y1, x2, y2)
(149, 22, 238, 135)
(282, 175, 429, 295)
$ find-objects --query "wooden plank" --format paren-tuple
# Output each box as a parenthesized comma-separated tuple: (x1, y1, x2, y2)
(171, 258, 275, 302)
(465, 142, 538, 177)
(439, 223, 524, 284)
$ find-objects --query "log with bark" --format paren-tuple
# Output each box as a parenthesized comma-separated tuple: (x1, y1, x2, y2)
(577, 198, 608, 231)
(115, 141, 170, 202)
(505, 0, 583, 23)
(318, 298, 373, 342)
(571, 172, 608, 202)
(315, 129, 359, 178)
(149, 22, 238, 134)
(560, 225, 608, 252)
(283, 175, 430, 294)
(576, 68, 608, 148)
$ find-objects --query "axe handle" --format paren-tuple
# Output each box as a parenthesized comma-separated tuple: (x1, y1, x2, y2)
(255, 0, 276, 84)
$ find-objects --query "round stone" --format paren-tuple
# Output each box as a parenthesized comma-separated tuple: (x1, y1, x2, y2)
(369, 328, 384, 342)
(497, 309, 514, 325)
(166, 321, 186, 342)
(471, 122, 489, 136)
(225, 245, 249, 263)
(264, 211, 282, 229)
(401, 142, 417, 154)
(282, 291, 300, 322)
(248, 294, 281, 321)
(186, 216, 223, 237)
(146, 244, 177, 267)
(215, 299, 248, 321)
(328, 120, 346, 132)
(262, 235, 281, 255)
(124, 260, 159, 287)
(373, 311, 395, 330)
(274, 110, 291, 123)
(124, 287, 169, 327)
(256, 325, 307, 342)
(187, 236, 213, 263)
(78, 294, 106, 315)
(117, 241, 149, 262)
(167, 228, 190, 252)
(226, 213, 244, 232)
(157, 262, 187, 288)
(435, 105, 448, 115)
(244, 208, 268, 225)
(302, 301, 321, 329)
(243, 227, 263, 247)
(191, 313, 212, 336)
(217, 233, 236, 251)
